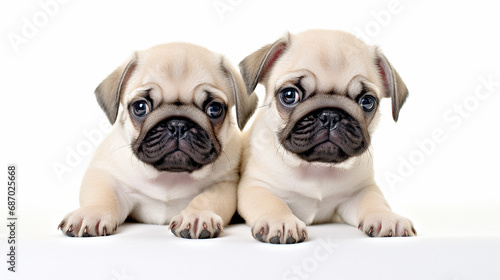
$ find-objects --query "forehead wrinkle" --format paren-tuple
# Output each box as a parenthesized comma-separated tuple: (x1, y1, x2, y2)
(140, 60, 220, 105)
(191, 83, 229, 107)
(126, 85, 157, 103)
(274, 73, 301, 92)
(193, 86, 208, 107)
(277, 37, 375, 96)
(304, 55, 365, 94)
(131, 44, 230, 107)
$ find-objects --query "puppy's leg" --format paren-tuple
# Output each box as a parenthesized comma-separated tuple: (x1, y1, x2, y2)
(338, 184, 416, 237)
(238, 185, 307, 244)
(169, 181, 237, 239)
(58, 168, 125, 237)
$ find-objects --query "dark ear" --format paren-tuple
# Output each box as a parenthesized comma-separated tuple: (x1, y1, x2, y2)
(220, 57, 258, 130)
(375, 48, 409, 122)
(239, 34, 290, 96)
(94, 53, 137, 124)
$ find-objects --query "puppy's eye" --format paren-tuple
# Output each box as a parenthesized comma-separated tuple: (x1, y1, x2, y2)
(280, 88, 301, 106)
(360, 96, 376, 112)
(132, 100, 150, 117)
(206, 102, 224, 118)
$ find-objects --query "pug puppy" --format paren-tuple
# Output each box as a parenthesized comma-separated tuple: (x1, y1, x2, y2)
(58, 43, 257, 238)
(237, 30, 416, 244)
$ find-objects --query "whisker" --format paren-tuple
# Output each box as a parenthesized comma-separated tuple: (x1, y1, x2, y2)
(220, 150, 231, 167)
(110, 144, 133, 155)
(257, 102, 271, 109)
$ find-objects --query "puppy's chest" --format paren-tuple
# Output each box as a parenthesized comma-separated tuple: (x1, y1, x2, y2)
(121, 174, 209, 224)
(272, 168, 357, 224)
(136, 173, 204, 200)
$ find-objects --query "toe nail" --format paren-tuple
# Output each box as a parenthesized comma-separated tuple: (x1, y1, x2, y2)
(269, 236, 280, 244)
(255, 228, 264, 242)
(82, 226, 92, 237)
(180, 229, 191, 239)
(65, 226, 75, 237)
(299, 231, 307, 242)
(213, 227, 221, 238)
(198, 229, 210, 239)
(168, 222, 176, 230)
(367, 226, 374, 237)
(286, 236, 297, 244)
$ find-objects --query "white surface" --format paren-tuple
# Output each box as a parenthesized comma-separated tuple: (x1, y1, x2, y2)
(1, 0, 500, 279)
(3, 223, 500, 280)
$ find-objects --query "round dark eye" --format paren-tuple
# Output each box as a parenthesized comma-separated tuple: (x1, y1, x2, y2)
(280, 88, 301, 106)
(360, 96, 376, 112)
(206, 102, 224, 118)
(132, 100, 150, 117)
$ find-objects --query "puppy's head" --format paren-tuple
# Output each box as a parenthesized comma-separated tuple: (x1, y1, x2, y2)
(240, 30, 408, 164)
(95, 43, 257, 173)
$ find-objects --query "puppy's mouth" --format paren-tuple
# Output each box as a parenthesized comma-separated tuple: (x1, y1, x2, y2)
(133, 117, 220, 172)
(280, 108, 369, 163)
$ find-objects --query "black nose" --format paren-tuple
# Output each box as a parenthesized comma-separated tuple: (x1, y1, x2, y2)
(167, 119, 190, 139)
(318, 110, 341, 129)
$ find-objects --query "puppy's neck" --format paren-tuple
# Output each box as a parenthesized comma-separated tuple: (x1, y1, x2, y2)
(296, 156, 358, 175)
(153, 172, 195, 186)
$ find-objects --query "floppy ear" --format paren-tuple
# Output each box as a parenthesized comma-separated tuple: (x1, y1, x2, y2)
(375, 48, 409, 122)
(220, 57, 258, 130)
(94, 53, 137, 124)
(239, 34, 290, 96)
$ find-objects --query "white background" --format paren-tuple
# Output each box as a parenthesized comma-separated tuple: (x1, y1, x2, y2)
(1, 0, 499, 279)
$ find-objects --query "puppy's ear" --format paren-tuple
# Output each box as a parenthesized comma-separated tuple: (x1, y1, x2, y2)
(95, 53, 137, 124)
(375, 48, 409, 122)
(221, 58, 258, 130)
(239, 34, 290, 95)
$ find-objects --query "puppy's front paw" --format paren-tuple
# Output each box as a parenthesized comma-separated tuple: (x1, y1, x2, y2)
(58, 206, 119, 237)
(251, 215, 308, 244)
(169, 210, 223, 239)
(358, 212, 416, 237)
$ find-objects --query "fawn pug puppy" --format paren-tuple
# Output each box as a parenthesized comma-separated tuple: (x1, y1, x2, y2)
(237, 30, 416, 243)
(59, 43, 257, 238)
